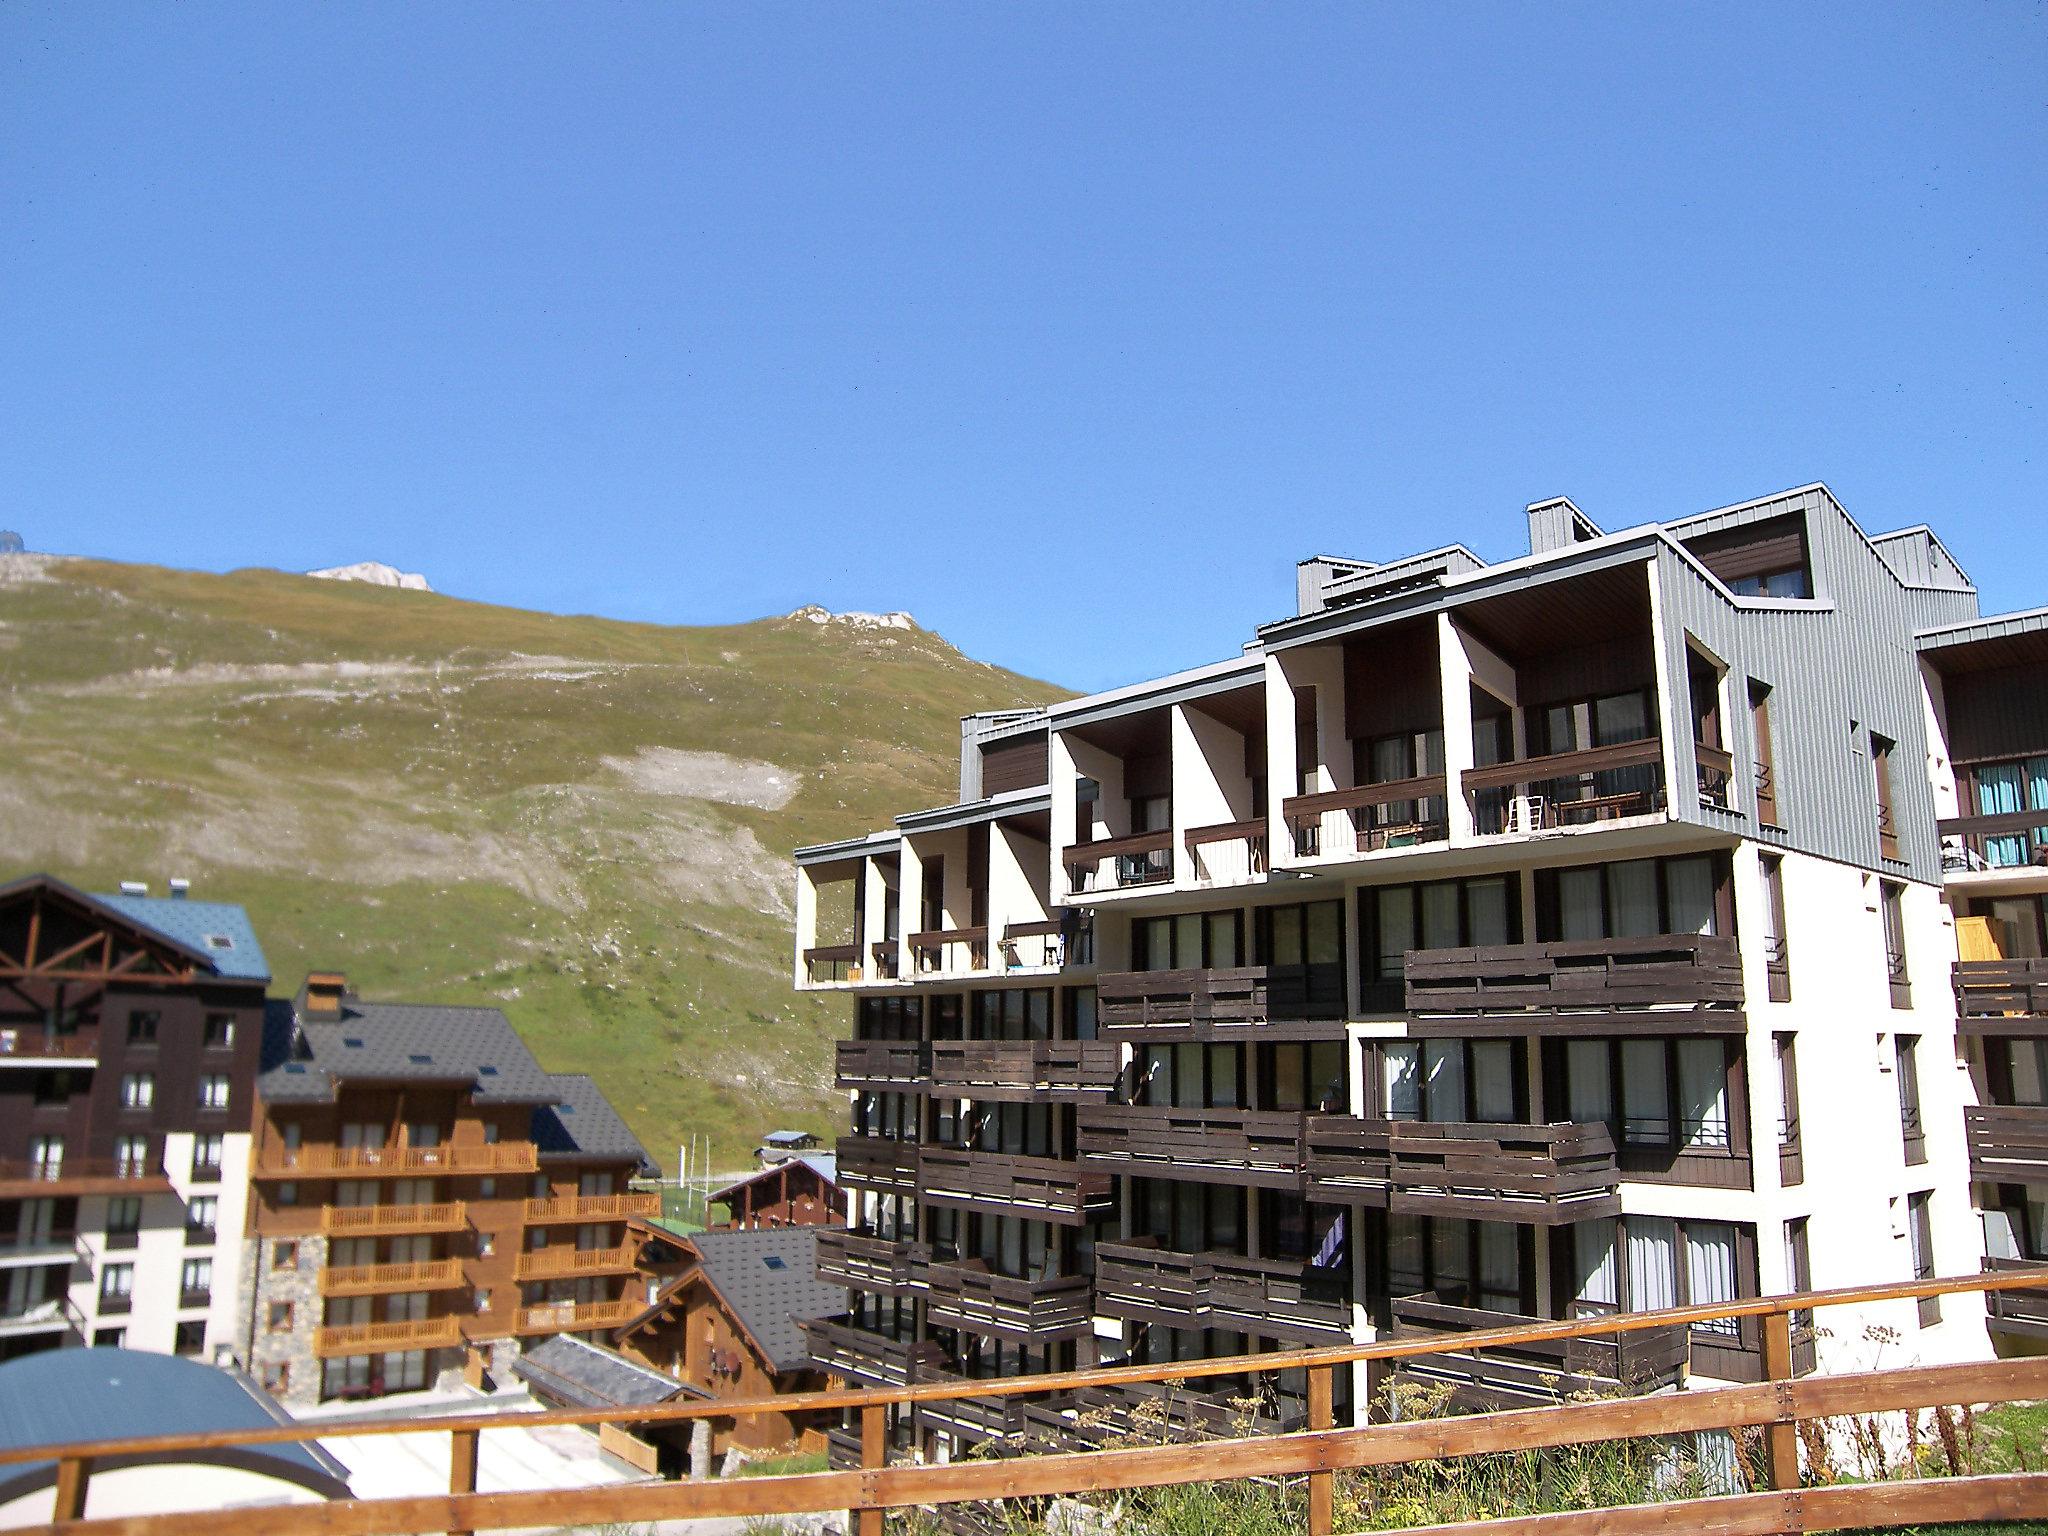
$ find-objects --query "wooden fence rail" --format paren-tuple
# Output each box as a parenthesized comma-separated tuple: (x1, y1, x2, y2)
(23, 1269, 2048, 1535)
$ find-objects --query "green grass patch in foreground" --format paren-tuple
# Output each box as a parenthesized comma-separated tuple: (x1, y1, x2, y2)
(731, 1449, 829, 1479)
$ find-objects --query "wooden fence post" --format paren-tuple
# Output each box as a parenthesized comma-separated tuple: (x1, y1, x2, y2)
(857, 1402, 886, 1536)
(53, 1455, 92, 1523)
(448, 1427, 479, 1536)
(1762, 1308, 1800, 1492)
(1308, 1362, 1334, 1536)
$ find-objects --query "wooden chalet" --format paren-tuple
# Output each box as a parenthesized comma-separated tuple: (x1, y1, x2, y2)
(708, 1154, 846, 1230)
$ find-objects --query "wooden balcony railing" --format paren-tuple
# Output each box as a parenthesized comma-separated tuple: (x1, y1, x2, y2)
(0, 1157, 170, 1198)
(1966, 1104, 2048, 1183)
(926, 1039, 1121, 1102)
(1282, 776, 1449, 860)
(1939, 809, 2048, 872)
(1695, 744, 1735, 810)
(911, 1370, 1031, 1448)
(867, 941, 901, 981)
(321, 1201, 468, 1236)
(922, 1259, 1094, 1342)
(803, 944, 860, 984)
(1389, 1293, 1688, 1406)
(835, 1135, 922, 1199)
(1956, 958, 2048, 1024)
(834, 1039, 930, 1094)
(514, 1297, 639, 1336)
(254, 1142, 538, 1179)
(1184, 818, 1270, 885)
(797, 1316, 947, 1387)
(1462, 737, 1665, 832)
(1097, 963, 1348, 1040)
(998, 919, 1066, 971)
(1403, 933, 1746, 1029)
(319, 1258, 466, 1297)
(917, 1147, 1114, 1226)
(1094, 1238, 1352, 1343)
(1305, 1118, 1622, 1224)
(1983, 1257, 2048, 1340)
(1063, 829, 1172, 895)
(313, 1315, 466, 1358)
(522, 1192, 659, 1224)
(0, 1027, 99, 1062)
(1077, 1104, 1307, 1189)
(514, 1243, 638, 1282)
(815, 1228, 924, 1295)
(910, 927, 990, 975)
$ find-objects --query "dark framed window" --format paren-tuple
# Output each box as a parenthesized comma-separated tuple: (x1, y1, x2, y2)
(1536, 854, 1729, 941)
(1132, 909, 1243, 972)
(1358, 875, 1519, 1009)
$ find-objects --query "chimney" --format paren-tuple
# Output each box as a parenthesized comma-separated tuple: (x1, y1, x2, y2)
(118, 880, 148, 897)
(168, 877, 191, 900)
(302, 971, 347, 1022)
(1527, 496, 1603, 556)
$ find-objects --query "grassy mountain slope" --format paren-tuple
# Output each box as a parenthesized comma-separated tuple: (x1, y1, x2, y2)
(0, 554, 1066, 1167)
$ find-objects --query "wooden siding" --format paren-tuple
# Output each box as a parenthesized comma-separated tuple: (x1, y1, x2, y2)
(1304, 1118, 1621, 1222)
(980, 733, 1051, 796)
(1077, 1105, 1306, 1189)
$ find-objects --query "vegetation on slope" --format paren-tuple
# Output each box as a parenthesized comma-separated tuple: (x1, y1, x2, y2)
(0, 554, 1065, 1167)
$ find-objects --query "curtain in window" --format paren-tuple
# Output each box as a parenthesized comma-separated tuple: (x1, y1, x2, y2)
(1376, 888, 1415, 982)
(1983, 1208, 2021, 1261)
(1566, 1040, 1613, 1124)
(1678, 1040, 1731, 1150)
(1621, 1040, 1671, 1143)
(1172, 1044, 1203, 1109)
(1980, 763, 2028, 867)
(1609, 861, 1659, 937)
(1207, 913, 1239, 968)
(1432, 1219, 1472, 1299)
(1666, 857, 1718, 936)
(1573, 1220, 1619, 1310)
(1421, 884, 1460, 950)
(1467, 878, 1511, 946)
(2013, 1040, 2048, 1108)
(1686, 1221, 1741, 1336)
(1560, 869, 1604, 941)
(1595, 692, 1650, 745)
(1471, 1040, 1517, 1124)
(1626, 1216, 1677, 1311)
(1424, 1042, 1467, 1123)
(1387, 1215, 1426, 1295)
(1306, 902, 1342, 965)
(1210, 1046, 1241, 1109)
(1383, 1044, 1421, 1119)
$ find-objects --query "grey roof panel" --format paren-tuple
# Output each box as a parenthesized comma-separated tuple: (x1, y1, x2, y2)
(96, 892, 271, 981)
(511, 1335, 684, 1410)
(687, 1227, 846, 1373)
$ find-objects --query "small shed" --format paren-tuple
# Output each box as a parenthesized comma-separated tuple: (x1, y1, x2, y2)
(710, 1154, 845, 1229)
(756, 1129, 823, 1167)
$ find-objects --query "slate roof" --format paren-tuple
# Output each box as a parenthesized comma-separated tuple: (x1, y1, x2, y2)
(512, 1335, 687, 1411)
(0, 1349, 350, 1504)
(710, 1154, 841, 1203)
(686, 1227, 846, 1374)
(96, 890, 272, 981)
(762, 1130, 818, 1147)
(257, 991, 651, 1168)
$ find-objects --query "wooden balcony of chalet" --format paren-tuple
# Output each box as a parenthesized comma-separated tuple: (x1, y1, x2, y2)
(922, 1258, 1094, 1343)
(835, 1135, 922, 1200)
(814, 1228, 923, 1296)
(1183, 818, 1270, 886)
(834, 1039, 929, 1095)
(1940, 810, 2048, 873)
(1282, 775, 1449, 861)
(0, 1025, 100, 1065)
(926, 1039, 1121, 1102)
(1076, 1104, 1306, 1189)
(513, 1243, 638, 1282)
(916, 1146, 1114, 1226)
(909, 927, 990, 976)
(997, 919, 1066, 971)
(1983, 1257, 2048, 1341)
(1956, 958, 2048, 1028)
(1304, 1118, 1622, 1223)
(320, 1200, 468, 1237)
(318, 1258, 466, 1297)
(1093, 1239, 1352, 1344)
(253, 1142, 539, 1179)
(1966, 1105, 2048, 1183)
(1052, 1379, 1292, 1448)
(911, 1369, 1031, 1449)
(312, 1315, 467, 1358)
(0, 1157, 171, 1200)
(802, 944, 860, 985)
(1402, 934, 1746, 1036)
(799, 1316, 947, 1387)
(514, 1297, 640, 1336)
(1063, 829, 1173, 896)
(1461, 737, 1667, 834)
(1388, 1293, 1689, 1407)
(1096, 964, 1347, 1043)
(522, 1192, 660, 1224)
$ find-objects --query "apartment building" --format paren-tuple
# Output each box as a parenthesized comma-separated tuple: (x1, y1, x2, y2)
(0, 874, 266, 1365)
(793, 484, 2007, 1459)
(239, 974, 654, 1405)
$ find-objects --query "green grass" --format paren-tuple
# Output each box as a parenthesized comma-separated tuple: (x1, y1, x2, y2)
(731, 1449, 829, 1479)
(0, 555, 1067, 1164)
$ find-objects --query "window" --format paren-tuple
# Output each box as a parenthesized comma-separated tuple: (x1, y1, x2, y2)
(1760, 855, 1791, 1001)
(99, 1262, 135, 1312)
(276, 1181, 299, 1208)
(203, 1013, 236, 1049)
(1871, 733, 1901, 860)
(1881, 882, 1910, 1008)
(1908, 1192, 1938, 1325)
(1749, 679, 1780, 827)
(185, 1196, 218, 1244)
(268, 1300, 294, 1331)
(1551, 1038, 1741, 1158)
(198, 1074, 231, 1112)
(174, 1320, 207, 1356)
(1132, 909, 1242, 972)
(115, 1135, 151, 1179)
(1775, 1034, 1803, 1187)
(181, 1257, 213, 1306)
(1689, 646, 1731, 810)
(1382, 1039, 1523, 1124)
(272, 1241, 298, 1271)
(1254, 901, 1346, 1018)
(1359, 876, 1518, 1008)
(1785, 1217, 1813, 1329)
(1386, 1215, 1528, 1314)
(191, 1134, 224, 1181)
(262, 1362, 290, 1394)
(128, 1010, 160, 1043)
(29, 1135, 63, 1179)
(95, 1326, 126, 1348)
(1541, 856, 1724, 941)
(106, 1196, 142, 1248)
(1579, 1216, 1750, 1339)
(119, 1073, 155, 1110)
(1896, 1036, 1926, 1164)
(1965, 758, 2048, 869)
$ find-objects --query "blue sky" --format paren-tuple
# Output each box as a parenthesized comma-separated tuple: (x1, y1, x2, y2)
(4, 5, 2042, 691)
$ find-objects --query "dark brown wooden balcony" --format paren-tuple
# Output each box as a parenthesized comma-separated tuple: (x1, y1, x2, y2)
(927, 1039, 1121, 1102)
(1184, 818, 1270, 885)
(834, 1039, 930, 1094)
(1093, 1239, 1351, 1344)
(835, 1134, 921, 1199)
(1462, 737, 1666, 833)
(799, 1316, 948, 1387)
(0, 1026, 98, 1063)
(1282, 775, 1449, 860)
(1096, 964, 1347, 1042)
(0, 1157, 172, 1200)
(1077, 1104, 1306, 1189)
(814, 1228, 923, 1295)
(803, 944, 859, 984)
(1983, 1257, 2048, 1341)
(1403, 934, 1746, 1035)
(1940, 810, 2048, 873)
(922, 1259, 1093, 1342)
(916, 1147, 1114, 1226)
(913, 1370, 1030, 1448)
(1389, 1293, 1687, 1407)
(1956, 959, 2048, 1028)
(1966, 1104, 2048, 1183)
(1305, 1118, 1621, 1222)
(1056, 1380, 1293, 1447)
(1064, 829, 1172, 895)
(910, 926, 990, 975)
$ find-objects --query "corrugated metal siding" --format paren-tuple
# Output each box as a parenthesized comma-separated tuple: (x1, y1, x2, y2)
(1655, 486, 1979, 885)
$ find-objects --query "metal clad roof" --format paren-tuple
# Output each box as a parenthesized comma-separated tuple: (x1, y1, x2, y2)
(511, 1335, 685, 1410)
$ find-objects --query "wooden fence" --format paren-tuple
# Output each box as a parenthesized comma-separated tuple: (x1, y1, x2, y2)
(19, 1269, 2048, 1536)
